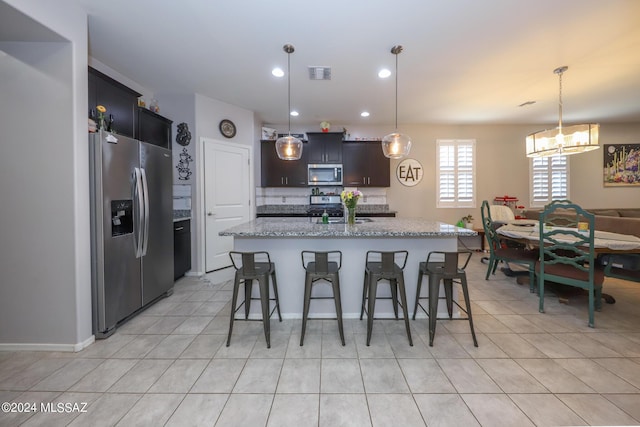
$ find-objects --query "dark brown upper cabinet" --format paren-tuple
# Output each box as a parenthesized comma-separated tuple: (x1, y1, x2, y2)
(88, 66, 140, 138)
(343, 141, 390, 187)
(260, 140, 309, 187)
(306, 132, 343, 164)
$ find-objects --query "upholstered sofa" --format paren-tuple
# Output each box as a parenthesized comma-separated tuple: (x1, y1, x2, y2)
(522, 207, 640, 281)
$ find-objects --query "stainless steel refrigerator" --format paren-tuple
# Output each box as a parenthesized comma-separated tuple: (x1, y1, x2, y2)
(89, 130, 174, 338)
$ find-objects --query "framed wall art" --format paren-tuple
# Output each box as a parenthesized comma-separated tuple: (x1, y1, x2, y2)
(603, 143, 640, 186)
(261, 126, 277, 140)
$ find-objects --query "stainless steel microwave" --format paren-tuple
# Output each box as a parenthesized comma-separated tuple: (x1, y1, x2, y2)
(308, 164, 343, 186)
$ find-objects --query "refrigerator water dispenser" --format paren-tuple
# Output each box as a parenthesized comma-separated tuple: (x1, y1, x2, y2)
(111, 199, 133, 236)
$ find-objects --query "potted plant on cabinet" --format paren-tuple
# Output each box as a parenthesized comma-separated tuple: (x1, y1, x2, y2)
(460, 214, 474, 229)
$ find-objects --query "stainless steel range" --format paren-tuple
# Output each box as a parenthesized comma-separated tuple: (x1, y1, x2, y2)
(307, 195, 344, 217)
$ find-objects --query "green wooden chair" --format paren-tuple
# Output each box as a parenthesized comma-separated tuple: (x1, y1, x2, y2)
(481, 200, 538, 291)
(537, 200, 604, 328)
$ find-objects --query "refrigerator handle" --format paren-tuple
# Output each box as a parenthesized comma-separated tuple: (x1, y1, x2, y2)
(133, 167, 144, 258)
(140, 167, 150, 257)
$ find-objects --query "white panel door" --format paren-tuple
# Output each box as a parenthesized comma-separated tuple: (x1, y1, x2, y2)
(203, 139, 252, 271)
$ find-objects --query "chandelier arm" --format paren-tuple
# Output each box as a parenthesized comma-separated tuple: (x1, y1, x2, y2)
(558, 69, 563, 132)
(394, 51, 398, 130)
(287, 50, 291, 135)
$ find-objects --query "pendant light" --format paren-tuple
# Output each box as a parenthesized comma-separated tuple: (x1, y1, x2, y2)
(382, 45, 412, 159)
(526, 66, 599, 157)
(275, 44, 303, 160)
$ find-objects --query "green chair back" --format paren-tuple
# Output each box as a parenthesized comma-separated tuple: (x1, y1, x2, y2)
(480, 199, 537, 291)
(480, 200, 499, 254)
(538, 200, 603, 327)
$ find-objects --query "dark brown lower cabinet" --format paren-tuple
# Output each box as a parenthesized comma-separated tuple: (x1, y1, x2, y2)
(174, 219, 191, 280)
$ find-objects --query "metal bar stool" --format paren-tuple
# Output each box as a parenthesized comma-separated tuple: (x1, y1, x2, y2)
(227, 251, 282, 348)
(413, 250, 477, 347)
(360, 250, 413, 346)
(300, 251, 345, 346)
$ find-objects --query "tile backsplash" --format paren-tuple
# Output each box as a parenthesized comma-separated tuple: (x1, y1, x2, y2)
(256, 187, 387, 206)
(173, 184, 191, 211)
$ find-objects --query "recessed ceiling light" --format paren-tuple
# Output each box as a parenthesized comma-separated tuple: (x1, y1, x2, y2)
(378, 69, 391, 78)
(361, 111, 370, 117)
(272, 67, 284, 77)
(290, 110, 299, 117)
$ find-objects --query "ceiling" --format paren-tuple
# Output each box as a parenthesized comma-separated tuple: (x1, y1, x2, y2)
(78, 0, 640, 127)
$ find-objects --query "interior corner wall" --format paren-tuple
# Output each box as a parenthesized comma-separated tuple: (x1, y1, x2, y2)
(0, 0, 91, 348)
(335, 122, 640, 224)
(191, 94, 256, 275)
(154, 93, 197, 184)
(570, 122, 640, 208)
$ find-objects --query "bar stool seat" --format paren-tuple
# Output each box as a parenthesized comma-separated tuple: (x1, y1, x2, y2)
(227, 251, 282, 348)
(300, 251, 345, 346)
(360, 250, 413, 346)
(413, 250, 477, 347)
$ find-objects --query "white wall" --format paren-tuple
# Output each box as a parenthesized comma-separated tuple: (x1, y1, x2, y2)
(154, 93, 197, 183)
(0, 0, 92, 349)
(190, 94, 255, 274)
(314, 122, 640, 225)
(570, 123, 640, 207)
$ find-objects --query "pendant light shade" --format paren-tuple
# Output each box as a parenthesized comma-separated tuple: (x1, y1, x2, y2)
(275, 135, 303, 160)
(526, 66, 599, 158)
(382, 45, 411, 159)
(381, 132, 412, 159)
(275, 44, 303, 160)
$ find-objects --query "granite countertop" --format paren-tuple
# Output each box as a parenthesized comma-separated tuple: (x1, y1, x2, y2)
(173, 210, 191, 221)
(219, 217, 477, 238)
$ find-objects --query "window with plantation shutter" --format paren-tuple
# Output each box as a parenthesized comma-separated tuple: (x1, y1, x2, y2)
(436, 139, 476, 208)
(529, 155, 569, 207)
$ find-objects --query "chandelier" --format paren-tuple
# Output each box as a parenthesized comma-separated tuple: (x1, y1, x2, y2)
(526, 66, 599, 158)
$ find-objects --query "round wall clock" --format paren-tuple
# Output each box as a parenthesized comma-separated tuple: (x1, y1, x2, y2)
(219, 119, 237, 138)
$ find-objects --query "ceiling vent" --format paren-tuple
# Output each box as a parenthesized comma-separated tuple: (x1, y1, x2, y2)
(308, 66, 331, 80)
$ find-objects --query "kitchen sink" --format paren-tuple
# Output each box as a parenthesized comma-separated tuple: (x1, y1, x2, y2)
(316, 217, 373, 224)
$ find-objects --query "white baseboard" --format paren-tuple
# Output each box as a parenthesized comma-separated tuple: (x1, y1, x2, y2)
(0, 335, 95, 353)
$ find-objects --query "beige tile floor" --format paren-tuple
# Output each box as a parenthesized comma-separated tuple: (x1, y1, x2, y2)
(2, 258, 640, 426)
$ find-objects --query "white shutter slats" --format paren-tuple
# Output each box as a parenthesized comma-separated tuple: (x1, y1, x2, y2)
(530, 155, 569, 207)
(437, 139, 476, 208)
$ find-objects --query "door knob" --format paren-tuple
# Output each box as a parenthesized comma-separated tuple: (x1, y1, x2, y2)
(207, 212, 215, 216)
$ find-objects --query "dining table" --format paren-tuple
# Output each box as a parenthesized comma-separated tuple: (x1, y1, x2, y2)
(496, 222, 640, 304)
(496, 223, 640, 254)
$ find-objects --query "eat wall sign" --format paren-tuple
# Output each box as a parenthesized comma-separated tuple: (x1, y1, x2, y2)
(396, 158, 423, 187)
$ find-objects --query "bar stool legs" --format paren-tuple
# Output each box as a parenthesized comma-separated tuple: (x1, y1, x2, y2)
(361, 251, 413, 347)
(227, 251, 281, 348)
(413, 251, 478, 347)
(300, 251, 345, 346)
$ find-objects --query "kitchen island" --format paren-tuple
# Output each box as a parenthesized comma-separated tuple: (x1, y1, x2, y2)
(220, 217, 476, 319)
